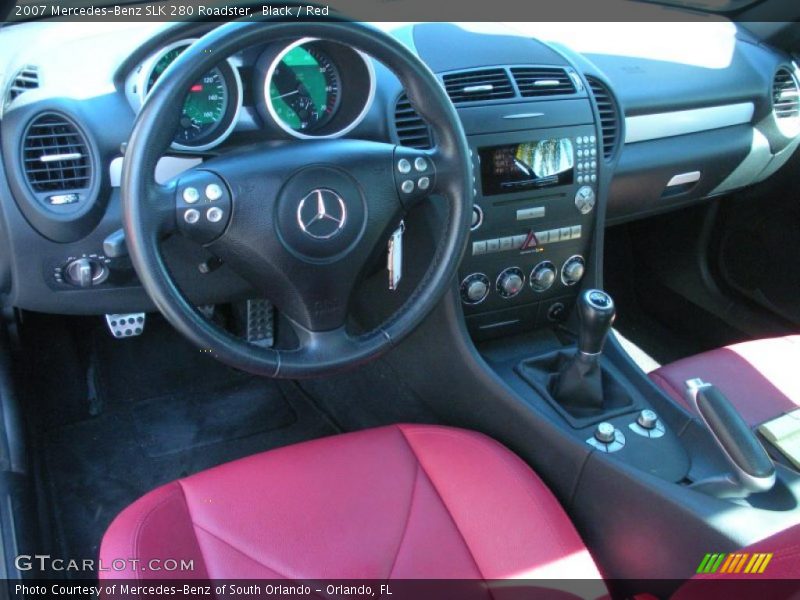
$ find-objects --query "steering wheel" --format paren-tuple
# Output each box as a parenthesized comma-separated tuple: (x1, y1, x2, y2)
(121, 21, 472, 378)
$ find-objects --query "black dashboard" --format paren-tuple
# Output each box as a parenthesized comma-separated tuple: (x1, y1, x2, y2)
(0, 20, 798, 336)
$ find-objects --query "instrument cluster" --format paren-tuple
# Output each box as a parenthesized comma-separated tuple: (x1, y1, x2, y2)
(125, 37, 376, 152)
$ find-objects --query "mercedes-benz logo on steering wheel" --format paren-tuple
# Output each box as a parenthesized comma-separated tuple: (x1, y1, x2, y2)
(297, 188, 347, 240)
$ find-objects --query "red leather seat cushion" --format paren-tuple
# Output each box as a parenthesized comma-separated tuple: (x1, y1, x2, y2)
(100, 424, 602, 581)
(649, 336, 800, 427)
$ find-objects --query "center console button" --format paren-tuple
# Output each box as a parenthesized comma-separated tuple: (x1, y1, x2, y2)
(460, 273, 490, 305)
(594, 422, 616, 443)
(530, 261, 556, 293)
(496, 267, 525, 299)
(637, 409, 658, 430)
(561, 255, 586, 286)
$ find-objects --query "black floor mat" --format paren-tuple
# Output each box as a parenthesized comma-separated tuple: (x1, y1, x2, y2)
(24, 314, 338, 567)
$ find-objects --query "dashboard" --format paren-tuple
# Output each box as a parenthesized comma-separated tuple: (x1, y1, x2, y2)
(0, 20, 798, 337)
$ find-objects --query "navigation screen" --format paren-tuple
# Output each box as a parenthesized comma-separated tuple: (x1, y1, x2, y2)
(479, 138, 574, 196)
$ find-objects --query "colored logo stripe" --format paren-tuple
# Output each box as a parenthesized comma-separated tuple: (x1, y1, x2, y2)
(697, 552, 773, 574)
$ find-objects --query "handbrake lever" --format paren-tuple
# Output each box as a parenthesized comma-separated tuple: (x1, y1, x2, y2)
(686, 379, 776, 498)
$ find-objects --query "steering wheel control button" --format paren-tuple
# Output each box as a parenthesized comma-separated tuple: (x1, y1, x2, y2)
(397, 158, 412, 174)
(414, 157, 428, 172)
(496, 267, 525, 299)
(184, 209, 200, 224)
(629, 409, 667, 439)
(182, 187, 200, 204)
(205, 184, 223, 201)
(460, 273, 490, 305)
(530, 261, 557, 293)
(575, 185, 596, 214)
(401, 179, 415, 194)
(561, 255, 586, 286)
(588, 422, 626, 452)
(418, 176, 430, 191)
(206, 207, 224, 223)
(105, 313, 146, 338)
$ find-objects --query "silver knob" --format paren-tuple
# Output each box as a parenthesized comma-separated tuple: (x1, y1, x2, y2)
(530, 262, 556, 292)
(65, 258, 107, 288)
(465, 279, 488, 303)
(594, 422, 616, 444)
(637, 409, 658, 430)
(496, 268, 524, 299)
(562, 256, 585, 286)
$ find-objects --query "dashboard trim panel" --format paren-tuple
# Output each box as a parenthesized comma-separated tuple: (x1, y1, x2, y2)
(624, 102, 755, 144)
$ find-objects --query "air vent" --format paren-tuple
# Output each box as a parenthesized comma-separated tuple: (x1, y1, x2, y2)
(772, 67, 800, 134)
(511, 67, 576, 97)
(442, 68, 514, 104)
(7, 65, 39, 104)
(394, 94, 433, 149)
(22, 113, 92, 194)
(587, 77, 621, 160)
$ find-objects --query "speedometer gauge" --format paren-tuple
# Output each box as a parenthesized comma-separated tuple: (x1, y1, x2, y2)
(268, 45, 341, 133)
(132, 39, 242, 152)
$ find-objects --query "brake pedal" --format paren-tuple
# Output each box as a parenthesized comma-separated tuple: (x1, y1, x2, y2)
(105, 313, 146, 338)
(246, 299, 274, 347)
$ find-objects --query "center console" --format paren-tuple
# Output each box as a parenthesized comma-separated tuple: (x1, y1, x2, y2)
(460, 126, 600, 339)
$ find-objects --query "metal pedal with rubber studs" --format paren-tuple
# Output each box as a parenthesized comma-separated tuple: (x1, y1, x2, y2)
(105, 313, 146, 338)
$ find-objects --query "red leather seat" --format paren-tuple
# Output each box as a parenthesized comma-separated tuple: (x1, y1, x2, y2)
(649, 335, 800, 427)
(100, 424, 602, 581)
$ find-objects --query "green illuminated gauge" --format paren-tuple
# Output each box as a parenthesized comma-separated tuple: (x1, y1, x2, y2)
(267, 44, 341, 134)
(140, 40, 240, 151)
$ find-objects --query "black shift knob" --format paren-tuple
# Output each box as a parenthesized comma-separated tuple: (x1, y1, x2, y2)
(577, 289, 616, 355)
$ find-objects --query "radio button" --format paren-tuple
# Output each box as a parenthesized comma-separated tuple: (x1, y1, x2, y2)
(549, 229, 561, 242)
(517, 206, 545, 221)
(472, 241, 487, 256)
(577, 176, 584, 184)
(486, 239, 500, 253)
(570, 225, 582, 239)
(536, 230, 550, 244)
(499, 237, 514, 251)
(560, 227, 572, 240)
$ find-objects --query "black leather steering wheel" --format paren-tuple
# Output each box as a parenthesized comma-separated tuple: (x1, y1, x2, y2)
(121, 21, 472, 378)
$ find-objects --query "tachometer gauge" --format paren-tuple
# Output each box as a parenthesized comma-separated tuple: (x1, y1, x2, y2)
(132, 39, 242, 152)
(262, 39, 375, 140)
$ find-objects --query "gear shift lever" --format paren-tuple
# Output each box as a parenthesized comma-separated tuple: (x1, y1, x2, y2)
(577, 289, 616, 356)
(552, 289, 617, 413)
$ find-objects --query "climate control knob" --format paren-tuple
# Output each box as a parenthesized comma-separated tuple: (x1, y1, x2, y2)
(64, 258, 108, 288)
(530, 261, 557, 293)
(496, 267, 525, 299)
(561, 255, 585, 286)
(460, 273, 490, 305)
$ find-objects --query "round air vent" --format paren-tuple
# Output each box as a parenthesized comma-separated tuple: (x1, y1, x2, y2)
(22, 112, 93, 200)
(772, 67, 800, 137)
